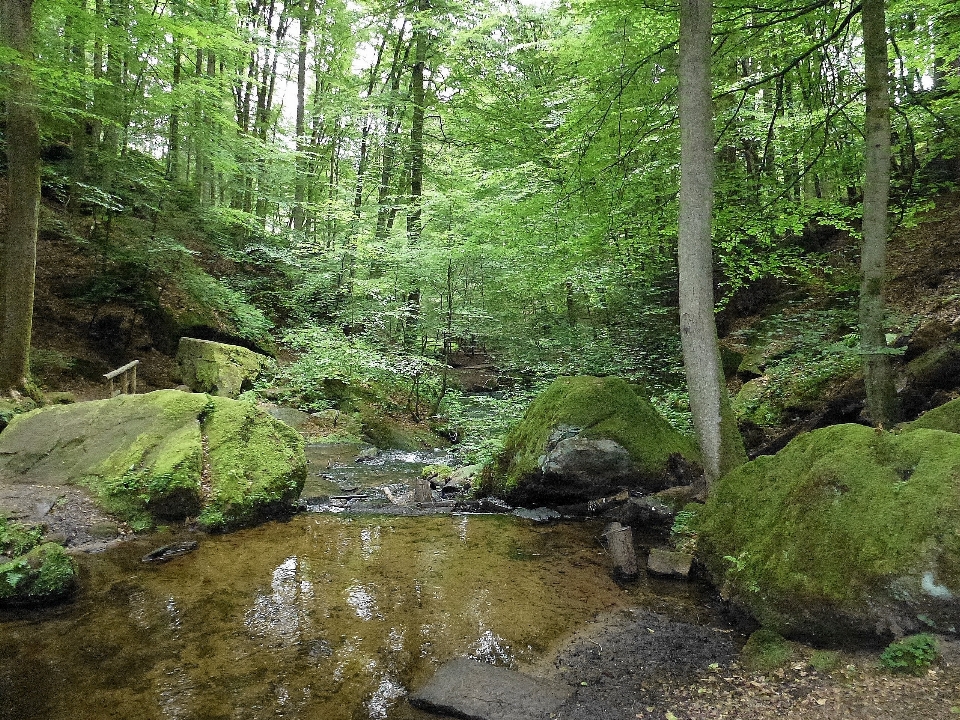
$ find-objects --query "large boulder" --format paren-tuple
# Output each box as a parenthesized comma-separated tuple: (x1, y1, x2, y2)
(0, 390, 305, 531)
(695, 422, 960, 642)
(483, 376, 699, 505)
(173, 337, 268, 398)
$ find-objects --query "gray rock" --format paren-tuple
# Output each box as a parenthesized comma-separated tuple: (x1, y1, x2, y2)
(408, 658, 573, 720)
(356, 447, 379, 462)
(512, 507, 561, 522)
(263, 404, 313, 430)
(647, 547, 693, 579)
(449, 463, 482, 486)
(541, 437, 637, 489)
(603, 496, 676, 528)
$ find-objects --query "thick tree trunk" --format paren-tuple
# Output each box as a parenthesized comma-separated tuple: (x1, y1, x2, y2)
(860, 0, 896, 426)
(677, 0, 746, 487)
(0, 0, 40, 391)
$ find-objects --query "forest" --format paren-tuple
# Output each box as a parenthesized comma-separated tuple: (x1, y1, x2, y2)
(2, 0, 960, 717)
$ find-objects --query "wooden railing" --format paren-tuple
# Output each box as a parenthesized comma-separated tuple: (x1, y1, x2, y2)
(104, 360, 140, 397)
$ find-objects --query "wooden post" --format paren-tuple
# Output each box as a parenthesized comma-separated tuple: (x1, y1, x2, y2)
(413, 477, 433, 504)
(103, 360, 140, 397)
(601, 522, 638, 579)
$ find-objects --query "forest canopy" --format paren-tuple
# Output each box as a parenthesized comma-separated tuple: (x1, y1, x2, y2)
(1, 0, 959, 434)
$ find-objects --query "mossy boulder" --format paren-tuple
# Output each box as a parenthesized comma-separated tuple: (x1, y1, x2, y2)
(0, 390, 306, 532)
(695, 423, 960, 642)
(484, 376, 700, 505)
(173, 337, 268, 398)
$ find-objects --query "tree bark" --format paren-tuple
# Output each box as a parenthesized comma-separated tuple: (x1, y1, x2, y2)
(859, 0, 896, 426)
(677, 0, 746, 487)
(0, 0, 40, 391)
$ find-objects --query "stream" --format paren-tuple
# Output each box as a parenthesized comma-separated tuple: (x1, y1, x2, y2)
(0, 446, 723, 720)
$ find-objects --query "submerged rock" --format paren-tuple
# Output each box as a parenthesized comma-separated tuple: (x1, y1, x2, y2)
(0, 390, 306, 532)
(483, 376, 700, 505)
(647, 547, 693, 580)
(695, 422, 960, 641)
(141, 541, 199, 563)
(409, 658, 573, 720)
(172, 337, 268, 398)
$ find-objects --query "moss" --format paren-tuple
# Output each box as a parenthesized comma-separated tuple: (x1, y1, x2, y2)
(809, 650, 842, 672)
(0, 390, 306, 533)
(696, 423, 960, 637)
(905, 396, 960, 434)
(0, 543, 76, 605)
(198, 396, 306, 531)
(0, 517, 43, 557)
(175, 338, 267, 398)
(741, 629, 793, 671)
(487, 376, 698, 494)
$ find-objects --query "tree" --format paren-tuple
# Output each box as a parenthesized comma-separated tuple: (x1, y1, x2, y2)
(859, 0, 896, 426)
(677, 0, 746, 487)
(0, 0, 40, 392)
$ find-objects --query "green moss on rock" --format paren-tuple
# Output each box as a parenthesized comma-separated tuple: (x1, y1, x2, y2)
(740, 629, 794, 671)
(173, 337, 268, 398)
(904, 396, 960, 434)
(0, 390, 306, 533)
(199, 396, 307, 530)
(696, 423, 960, 641)
(484, 376, 699, 501)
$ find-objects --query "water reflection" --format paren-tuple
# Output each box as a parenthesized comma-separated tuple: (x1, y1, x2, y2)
(346, 583, 380, 621)
(0, 514, 718, 720)
(246, 556, 311, 647)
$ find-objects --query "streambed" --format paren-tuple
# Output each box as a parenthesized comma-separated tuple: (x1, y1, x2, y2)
(0, 449, 724, 720)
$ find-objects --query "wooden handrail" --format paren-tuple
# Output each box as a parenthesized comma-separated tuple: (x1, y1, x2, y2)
(104, 360, 140, 396)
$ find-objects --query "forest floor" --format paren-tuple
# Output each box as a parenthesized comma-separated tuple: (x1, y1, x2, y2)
(541, 609, 960, 720)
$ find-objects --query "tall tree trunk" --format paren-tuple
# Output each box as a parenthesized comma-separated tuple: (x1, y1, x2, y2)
(860, 0, 896, 426)
(166, 39, 183, 182)
(402, 1, 430, 347)
(0, 0, 40, 391)
(406, 0, 429, 246)
(291, 0, 316, 231)
(374, 33, 411, 247)
(677, 0, 746, 488)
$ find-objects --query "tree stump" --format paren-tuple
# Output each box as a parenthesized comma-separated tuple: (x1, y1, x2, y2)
(601, 522, 638, 579)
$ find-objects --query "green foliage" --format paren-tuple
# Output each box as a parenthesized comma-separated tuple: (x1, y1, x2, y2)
(0, 518, 43, 557)
(0, 543, 76, 605)
(670, 506, 700, 554)
(740, 629, 794, 672)
(439, 387, 543, 467)
(731, 300, 862, 427)
(879, 634, 938, 674)
(270, 325, 445, 420)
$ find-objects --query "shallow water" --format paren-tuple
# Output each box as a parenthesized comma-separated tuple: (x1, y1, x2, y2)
(0, 513, 717, 720)
(302, 444, 456, 500)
